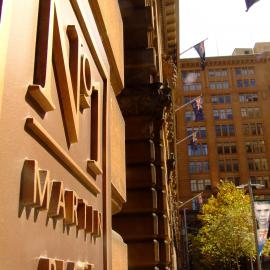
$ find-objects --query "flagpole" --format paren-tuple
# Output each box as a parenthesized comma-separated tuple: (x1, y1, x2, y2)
(176, 132, 197, 145)
(179, 38, 208, 56)
(176, 192, 204, 209)
(175, 95, 202, 112)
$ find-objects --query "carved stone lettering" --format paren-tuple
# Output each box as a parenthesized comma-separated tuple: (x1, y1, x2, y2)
(92, 210, 102, 237)
(20, 160, 102, 237)
(85, 205, 93, 234)
(28, 0, 96, 145)
(48, 181, 66, 219)
(21, 160, 50, 210)
(64, 190, 79, 226)
(80, 55, 92, 109)
(83, 264, 94, 270)
(37, 258, 94, 270)
(77, 199, 87, 230)
(27, 0, 103, 178)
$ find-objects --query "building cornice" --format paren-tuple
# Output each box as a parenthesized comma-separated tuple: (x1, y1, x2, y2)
(180, 53, 270, 70)
(161, 0, 179, 63)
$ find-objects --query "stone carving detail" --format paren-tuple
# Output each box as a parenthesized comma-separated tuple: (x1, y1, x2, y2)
(117, 83, 172, 118)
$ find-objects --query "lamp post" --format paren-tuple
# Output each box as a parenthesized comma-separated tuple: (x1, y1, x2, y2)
(237, 182, 264, 270)
(183, 208, 190, 270)
(177, 192, 203, 270)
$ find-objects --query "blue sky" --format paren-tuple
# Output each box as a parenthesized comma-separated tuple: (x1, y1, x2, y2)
(180, 0, 270, 58)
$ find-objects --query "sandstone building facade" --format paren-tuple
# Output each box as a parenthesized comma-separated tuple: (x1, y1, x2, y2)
(0, 0, 180, 269)
(176, 43, 270, 207)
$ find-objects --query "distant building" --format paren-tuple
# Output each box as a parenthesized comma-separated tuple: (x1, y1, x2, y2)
(176, 42, 270, 208)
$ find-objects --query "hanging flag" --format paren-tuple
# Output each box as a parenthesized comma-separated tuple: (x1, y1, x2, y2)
(191, 96, 204, 121)
(194, 41, 206, 70)
(245, 0, 260, 11)
(197, 193, 203, 209)
(190, 132, 198, 151)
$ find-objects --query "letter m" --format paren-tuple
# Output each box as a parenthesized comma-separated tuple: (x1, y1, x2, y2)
(20, 160, 50, 210)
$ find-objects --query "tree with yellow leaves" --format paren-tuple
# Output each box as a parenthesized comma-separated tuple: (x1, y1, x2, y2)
(195, 182, 256, 270)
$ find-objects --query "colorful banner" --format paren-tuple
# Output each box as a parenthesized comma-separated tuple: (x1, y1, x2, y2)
(254, 201, 270, 255)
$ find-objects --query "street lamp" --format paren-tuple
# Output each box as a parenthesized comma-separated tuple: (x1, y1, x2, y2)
(237, 182, 264, 270)
(177, 192, 204, 270)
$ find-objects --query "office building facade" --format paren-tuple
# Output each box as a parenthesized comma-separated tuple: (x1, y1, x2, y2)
(176, 43, 270, 207)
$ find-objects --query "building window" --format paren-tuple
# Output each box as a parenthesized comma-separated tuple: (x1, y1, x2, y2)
(239, 93, 258, 102)
(248, 158, 268, 171)
(250, 176, 270, 188)
(217, 142, 237, 155)
(183, 96, 202, 104)
(200, 127, 207, 138)
(211, 95, 231, 104)
(191, 180, 197, 191)
(208, 69, 228, 77)
(186, 126, 207, 138)
(243, 123, 263, 136)
(219, 159, 239, 172)
(235, 67, 255, 76)
(235, 68, 241, 76)
(182, 70, 201, 81)
(189, 161, 209, 174)
(215, 124, 235, 137)
(213, 109, 233, 120)
(198, 180, 204, 191)
(188, 143, 208, 156)
(190, 179, 211, 192)
(241, 107, 261, 119)
(236, 79, 256, 88)
(209, 81, 229, 90)
(245, 141, 265, 153)
(183, 83, 202, 92)
(223, 176, 240, 186)
(237, 80, 243, 88)
(185, 111, 195, 121)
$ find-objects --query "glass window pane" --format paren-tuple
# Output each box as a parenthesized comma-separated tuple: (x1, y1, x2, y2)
(219, 160, 225, 172)
(229, 125, 235, 136)
(216, 125, 221, 136)
(232, 159, 239, 171)
(225, 95, 231, 103)
(217, 144, 223, 154)
(200, 127, 207, 138)
(198, 180, 204, 191)
(222, 125, 228, 136)
(219, 96, 225, 103)
(212, 96, 218, 104)
(237, 80, 243, 87)
(244, 79, 249, 87)
(223, 81, 229, 88)
(248, 159, 254, 170)
(231, 144, 237, 153)
(227, 109, 233, 119)
(204, 179, 211, 189)
(213, 110, 219, 120)
(209, 82, 215, 89)
(235, 68, 241, 75)
(191, 180, 197, 192)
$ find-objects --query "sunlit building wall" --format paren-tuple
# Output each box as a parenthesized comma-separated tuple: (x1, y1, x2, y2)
(176, 42, 270, 207)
